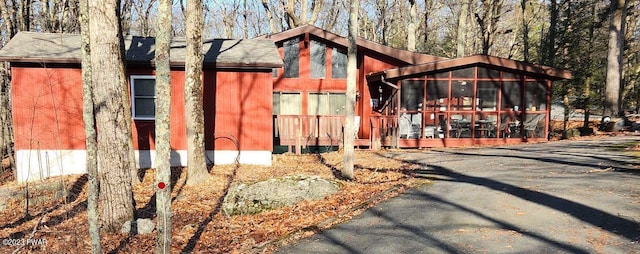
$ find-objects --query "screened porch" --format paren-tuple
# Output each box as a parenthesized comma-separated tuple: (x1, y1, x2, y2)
(367, 57, 571, 148)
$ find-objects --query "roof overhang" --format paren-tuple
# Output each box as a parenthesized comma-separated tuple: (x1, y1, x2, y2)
(257, 25, 447, 65)
(367, 55, 572, 83)
(0, 32, 283, 69)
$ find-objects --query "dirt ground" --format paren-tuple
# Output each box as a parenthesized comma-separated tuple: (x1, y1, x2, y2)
(0, 120, 629, 253)
(0, 151, 423, 253)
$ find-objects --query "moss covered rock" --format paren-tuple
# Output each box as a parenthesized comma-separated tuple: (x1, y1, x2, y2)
(222, 175, 339, 216)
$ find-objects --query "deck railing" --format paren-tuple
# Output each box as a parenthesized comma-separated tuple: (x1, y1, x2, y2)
(370, 115, 399, 147)
(273, 115, 370, 153)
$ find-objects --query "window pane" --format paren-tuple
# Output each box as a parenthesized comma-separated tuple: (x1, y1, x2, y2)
(401, 80, 424, 111)
(279, 93, 301, 115)
(134, 79, 155, 96)
(308, 93, 346, 115)
(451, 67, 474, 78)
(329, 93, 346, 115)
(501, 81, 522, 110)
(451, 80, 473, 110)
(135, 98, 155, 118)
(433, 71, 450, 79)
(477, 81, 498, 110)
(526, 81, 547, 111)
(477, 67, 500, 79)
(310, 40, 326, 78)
(308, 93, 322, 115)
(331, 47, 347, 79)
(273, 93, 280, 114)
(523, 113, 546, 138)
(426, 80, 448, 111)
(503, 71, 522, 80)
(283, 38, 299, 78)
(272, 68, 278, 78)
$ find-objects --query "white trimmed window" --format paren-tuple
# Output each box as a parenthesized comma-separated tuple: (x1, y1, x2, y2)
(273, 92, 302, 115)
(130, 75, 156, 120)
(308, 92, 346, 115)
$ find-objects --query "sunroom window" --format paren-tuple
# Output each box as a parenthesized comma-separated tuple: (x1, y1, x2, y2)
(310, 40, 326, 78)
(331, 47, 347, 79)
(400, 80, 424, 111)
(131, 75, 155, 120)
(308, 92, 346, 115)
(273, 92, 302, 115)
(283, 37, 300, 78)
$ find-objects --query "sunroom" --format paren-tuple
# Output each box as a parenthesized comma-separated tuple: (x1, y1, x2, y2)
(366, 55, 572, 148)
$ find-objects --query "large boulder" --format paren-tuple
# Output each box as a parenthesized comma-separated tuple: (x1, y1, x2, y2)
(222, 175, 339, 216)
(121, 218, 155, 235)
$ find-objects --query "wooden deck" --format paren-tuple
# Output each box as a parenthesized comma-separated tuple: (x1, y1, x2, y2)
(369, 115, 549, 148)
(274, 115, 371, 153)
(274, 115, 549, 153)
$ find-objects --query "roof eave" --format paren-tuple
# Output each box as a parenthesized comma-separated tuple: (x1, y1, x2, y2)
(0, 57, 81, 64)
(367, 55, 572, 82)
(1, 58, 283, 69)
(260, 25, 446, 65)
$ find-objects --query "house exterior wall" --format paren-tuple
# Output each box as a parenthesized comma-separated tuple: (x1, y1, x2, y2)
(376, 65, 553, 148)
(11, 65, 272, 182)
(271, 34, 414, 142)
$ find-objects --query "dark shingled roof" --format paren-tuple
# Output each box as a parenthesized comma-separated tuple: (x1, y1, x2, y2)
(0, 31, 283, 68)
(257, 25, 447, 65)
(367, 54, 572, 82)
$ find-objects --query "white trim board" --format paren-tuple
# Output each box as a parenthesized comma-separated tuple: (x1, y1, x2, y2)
(15, 149, 272, 182)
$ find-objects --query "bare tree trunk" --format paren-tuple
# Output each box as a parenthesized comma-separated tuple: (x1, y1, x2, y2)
(0, 0, 15, 38)
(343, 0, 358, 181)
(0, 67, 5, 161)
(79, 0, 101, 251)
(185, 0, 208, 186)
(301, 0, 308, 24)
(475, 0, 504, 55)
(457, 0, 470, 57)
(605, 0, 628, 117)
(243, 0, 248, 38)
(541, 0, 557, 65)
(321, 1, 341, 31)
(521, 0, 529, 62)
(88, 0, 135, 233)
(155, 0, 172, 252)
(283, 0, 323, 28)
(309, 0, 322, 25)
(0, 0, 16, 173)
(17, 0, 31, 31)
(284, 0, 299, 28)
(121, 0, 133, 35)
(261, 0, 279, 33)
(0, 64, 12, 175)
(407, 0, 417, 51)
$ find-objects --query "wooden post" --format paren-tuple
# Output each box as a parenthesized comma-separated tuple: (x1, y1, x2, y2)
(295, 117, 301, 154)
(370, 116, 380, 150)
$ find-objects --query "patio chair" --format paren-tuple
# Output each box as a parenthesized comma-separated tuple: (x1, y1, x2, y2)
(523, 114, 545, 138)
(450, 114, 470, 138)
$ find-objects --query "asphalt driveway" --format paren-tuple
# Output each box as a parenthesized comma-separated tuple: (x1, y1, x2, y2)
(277, 135, 640, 253)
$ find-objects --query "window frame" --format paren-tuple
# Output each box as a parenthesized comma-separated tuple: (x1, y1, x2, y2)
(308, 92, 347, 115)
(283, 37, 300, 78)
(331, 47, 347, 79)
(310, 39, 327, 79)
(130, 75, 156, 120)
(273, 91, 302, 115)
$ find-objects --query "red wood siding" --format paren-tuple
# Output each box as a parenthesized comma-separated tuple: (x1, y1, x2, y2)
(11, 66, 85, 150)
(13, 65, 272, 153)
(128, 68, 188, 150)
(272, 34, 409, 141)
(210, 70, 273, 151)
